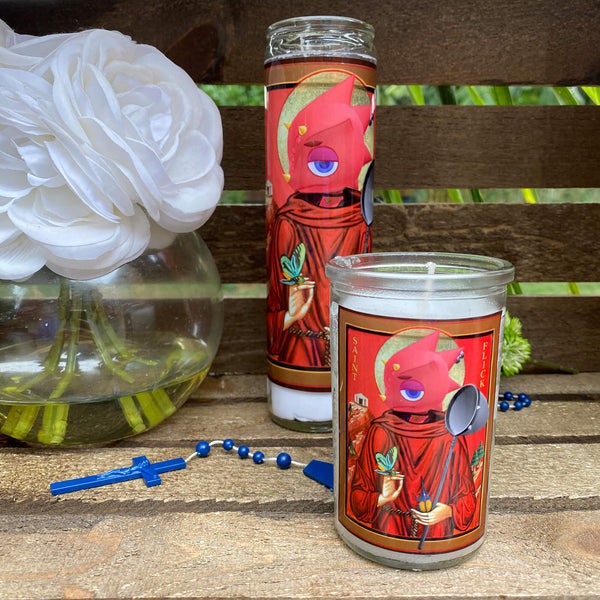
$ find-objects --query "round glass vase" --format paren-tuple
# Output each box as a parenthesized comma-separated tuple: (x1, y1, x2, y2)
(0, 231, 223, 446)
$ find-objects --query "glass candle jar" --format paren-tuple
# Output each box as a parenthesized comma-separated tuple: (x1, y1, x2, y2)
(265, 16, 376, 432)
(326, 252, 514, 569)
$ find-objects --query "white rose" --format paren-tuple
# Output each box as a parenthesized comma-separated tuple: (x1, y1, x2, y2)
(0, 22, 223, 281)
(0, 65, 151, 280)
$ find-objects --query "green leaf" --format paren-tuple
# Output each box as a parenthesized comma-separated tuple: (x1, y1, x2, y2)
(375, 452, 388, 470)
(491, 86, 513, 106)
(437, 85, 457, 105)
(552, 87, 579, 105)
(582, 86, 600, 105)
(466, 86, 486, 106)
(381, 189, 403, 204)
(521, 188, 538, 203)
(507, 282, 524, 295)
(470, 189, 484, 203)
(408, 85, 425, 106)
(447, 189, 465, 203)
(568, 282, 581, 295)
(386, 446, 398, 468)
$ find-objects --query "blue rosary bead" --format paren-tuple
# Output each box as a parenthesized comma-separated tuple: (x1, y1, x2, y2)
(238, 445, 250, 458)
(196, 441, 211, 457)
(277, 453, 292, 469)
(253, 451, 264, 464)
(519, 393, 532, 407)
(223, 438, 235, 451)
(499, 391, 532, 412)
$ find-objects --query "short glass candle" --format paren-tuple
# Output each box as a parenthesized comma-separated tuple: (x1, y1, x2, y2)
(326, 252, 514, 570)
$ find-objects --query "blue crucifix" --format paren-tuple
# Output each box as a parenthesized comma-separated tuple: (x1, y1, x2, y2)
(50, 455, 187, 495)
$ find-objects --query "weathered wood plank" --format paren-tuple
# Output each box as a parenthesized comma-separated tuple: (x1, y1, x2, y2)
(2, 373, 598, 450)
(1, 443, 599, 511)
(3, 0, 600, 86)
(509, 296, 600, 374)
(191, 371, 600, 404)
(106, 396, 600, 448)
(222, 106, 600, 190)
(1, 395, 599, 506)
(0, 511, 598, 599)
(204, 203, 600, 283)
(213, 295, 600, 374)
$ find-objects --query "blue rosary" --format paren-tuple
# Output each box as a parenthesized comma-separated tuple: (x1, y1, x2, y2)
(50, 438, 334, 495)
(50, 392, 531, 495)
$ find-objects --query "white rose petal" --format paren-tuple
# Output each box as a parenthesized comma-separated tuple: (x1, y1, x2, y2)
(45, 206, 150, 280)
(0, 134, 33, 203)
(0, 212, 19, 243)
(0, 233, 46, 281)
(8, 188, 121, 253)
(0, 22, 223, 281)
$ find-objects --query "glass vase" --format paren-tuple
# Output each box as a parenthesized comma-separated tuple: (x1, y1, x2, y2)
(0, 232, 223, 446)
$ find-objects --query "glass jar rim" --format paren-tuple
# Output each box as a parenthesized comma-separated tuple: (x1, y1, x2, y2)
(267, 15, 374, 37)
(326, 252, 515, 291)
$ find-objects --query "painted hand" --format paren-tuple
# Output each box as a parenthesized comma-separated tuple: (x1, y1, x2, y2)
(377, 474, 404, 507)
(411, 502, 452, 526)
(283, 281, 315, 329)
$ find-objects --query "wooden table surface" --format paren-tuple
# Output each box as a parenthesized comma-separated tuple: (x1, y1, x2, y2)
(1, 373, 599, 599)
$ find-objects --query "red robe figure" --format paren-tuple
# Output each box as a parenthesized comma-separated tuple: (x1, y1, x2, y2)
(267, 75, 373, 373)
(349, 330, 478, 541)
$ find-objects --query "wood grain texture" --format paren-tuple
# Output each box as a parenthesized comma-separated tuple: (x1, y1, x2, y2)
(222, 106, 600, 190)
(1, 395, 600, 507)
(204, 203, 600, 283)
(0, 392, 599, 598)
(3, 0, 600, 86)
(0, 511, 598, 599)
(88, 393, 600, 448)
(213, 295, 600, 374)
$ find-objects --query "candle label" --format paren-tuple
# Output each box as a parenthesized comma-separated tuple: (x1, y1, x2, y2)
(337, 306, 502, 554)
(265, 59, 376, 392)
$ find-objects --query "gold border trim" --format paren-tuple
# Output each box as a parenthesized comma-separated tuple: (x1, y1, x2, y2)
(267, 358, 331, 389)
(266, 61, 377, 89)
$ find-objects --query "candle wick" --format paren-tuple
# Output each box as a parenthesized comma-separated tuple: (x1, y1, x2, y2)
(426, 261, 436, 275)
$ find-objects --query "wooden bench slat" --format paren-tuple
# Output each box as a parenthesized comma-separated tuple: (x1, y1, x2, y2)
(2, 394, 599, 505)
(192, 371, 600, 402)
(1, 444, 599, 509)
(205, 203, 600, 283)
(214, 295, 600, 374)
(4, 0, 600, 86)
(222, 105, 600, 190)
(1, 510, 599, 598)
(115, 396, 600, 448)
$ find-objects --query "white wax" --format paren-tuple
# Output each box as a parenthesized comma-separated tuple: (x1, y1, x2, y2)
(269, 380, 332, 422)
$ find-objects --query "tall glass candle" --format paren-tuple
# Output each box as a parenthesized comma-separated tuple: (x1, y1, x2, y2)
(265, 16, 377, 432)
(326, 252, 514, 569)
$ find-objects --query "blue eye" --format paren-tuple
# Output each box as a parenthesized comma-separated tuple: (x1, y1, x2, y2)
(308, 160, 338, 176)
(401, 389, 425, 401)
(399, 380, 424, 401)
(307, 146, 338, 177)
